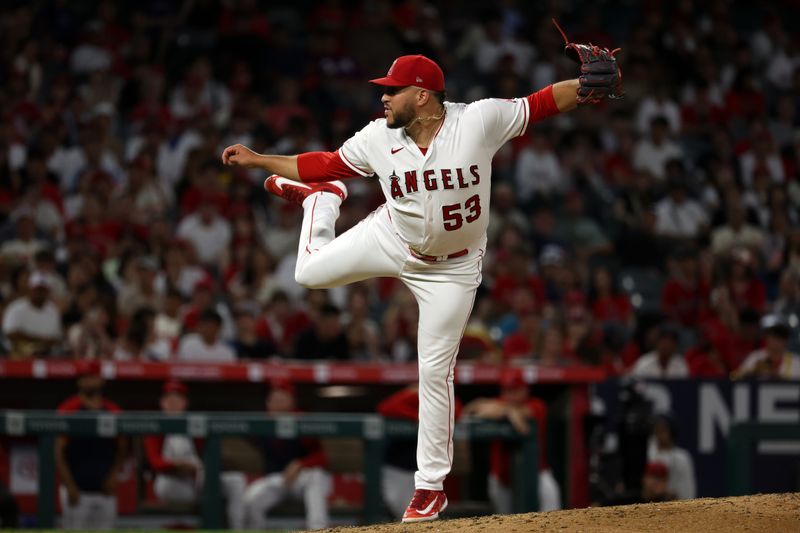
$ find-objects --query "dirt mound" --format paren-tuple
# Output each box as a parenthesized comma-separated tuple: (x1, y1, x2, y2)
(322, 493, 800, 533)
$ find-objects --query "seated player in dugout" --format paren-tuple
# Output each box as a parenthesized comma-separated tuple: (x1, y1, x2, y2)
(243, 379, 331, 530)
(222, 23, 622, 522)
(142, 380, 246, 529)
(55, 360, 127, 531)
(463, 368, 561, 512)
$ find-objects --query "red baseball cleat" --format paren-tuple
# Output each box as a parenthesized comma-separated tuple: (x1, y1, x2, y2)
(401, 489, 448, 523)
(264, 175, 347, 204)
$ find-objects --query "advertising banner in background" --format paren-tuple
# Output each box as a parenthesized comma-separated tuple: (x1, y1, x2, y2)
(594, 379, 800, 497)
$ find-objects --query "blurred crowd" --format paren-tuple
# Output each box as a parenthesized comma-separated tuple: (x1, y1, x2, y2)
(0, 0, 799, 379)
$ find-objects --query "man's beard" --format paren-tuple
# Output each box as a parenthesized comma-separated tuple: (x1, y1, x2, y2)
(386, 103, 415, 129)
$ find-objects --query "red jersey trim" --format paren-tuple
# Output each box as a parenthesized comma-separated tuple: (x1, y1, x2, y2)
(305, 195, 318, 255)
(337, 148, 373, 178)
(518, 96, 530, 137)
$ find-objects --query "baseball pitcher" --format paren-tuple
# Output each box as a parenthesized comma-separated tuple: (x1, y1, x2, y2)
(222, 33, 621, 521)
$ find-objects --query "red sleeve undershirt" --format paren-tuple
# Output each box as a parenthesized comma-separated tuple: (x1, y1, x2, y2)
(297, 150, 357, 183)
(296, 85, 560, 183)
(299, 437, 329, 469)
(143, 435, 175, 473)
(377, 388, 420, 421)
(526, 84, 560, 126)
(143, 435, 205, 473)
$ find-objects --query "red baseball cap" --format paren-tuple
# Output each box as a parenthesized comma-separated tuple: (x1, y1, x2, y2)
(162, 380, 187, 396)
(644, 462, 669, 479)
(500, 368, 527, 390)
(369, 55, 445, 92)
(269, 378, 295, 396)
(75, 359, 101, 377)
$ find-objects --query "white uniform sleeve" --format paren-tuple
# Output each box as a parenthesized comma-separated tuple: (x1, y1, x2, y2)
(338, 121, 378, 177)
(469, 97, 531, 150)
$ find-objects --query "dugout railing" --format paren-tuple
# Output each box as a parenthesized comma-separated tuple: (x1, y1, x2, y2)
(0, 411, 538, 529)
(726, 422, 800, 497)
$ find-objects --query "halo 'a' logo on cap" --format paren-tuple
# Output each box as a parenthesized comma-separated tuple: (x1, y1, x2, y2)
(388, 59, 398, 76)
(416, 76, 423, 83)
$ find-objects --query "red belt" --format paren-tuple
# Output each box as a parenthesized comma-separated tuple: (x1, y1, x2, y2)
(409, 248, 469, 262)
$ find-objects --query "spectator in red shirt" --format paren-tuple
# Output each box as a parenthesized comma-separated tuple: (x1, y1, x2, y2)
(685, 333, 729, 378)
(537, 322, 576, 367)
(681, 80, 727, 136)
(143, 381, 246, 529)
(702, 286, 764, 372)
(725, 68, 766, 123)
(243, 380, 330, 530)
(502, 306, 541, 361)
(565, 304, 603, 365)
(463, 368, 561, 512)
(55, 361, 127, 531)
(590, 266, 633, 329)
(661, 247, 709, 327)
(490, 245, 546, 314)
(178, 160, 229, 216)
(726, 247, 767, 313)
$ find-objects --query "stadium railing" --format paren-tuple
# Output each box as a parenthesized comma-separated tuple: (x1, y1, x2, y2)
(0, 411, 538, 529)
(726, 422, 800, 497)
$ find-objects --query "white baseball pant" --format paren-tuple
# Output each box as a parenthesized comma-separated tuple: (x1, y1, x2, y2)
(294, 194, 483, 491)
(58, 486, 116, 530)
(488, 469, 562, 513)
(153, 471, 246, 529)
(381, 465, 416, 518)
(243, 467, 331, 530)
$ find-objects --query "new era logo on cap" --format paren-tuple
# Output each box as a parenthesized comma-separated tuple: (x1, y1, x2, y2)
(369, 55, 445, 92)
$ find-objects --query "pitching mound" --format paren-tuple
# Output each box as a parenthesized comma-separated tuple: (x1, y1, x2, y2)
(322, 493, 800, 532)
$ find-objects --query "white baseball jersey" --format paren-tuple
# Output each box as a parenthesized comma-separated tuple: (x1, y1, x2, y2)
(161, 435, 201, 466)
(288, 87, 558, 496)
(338, 98, 531, 256)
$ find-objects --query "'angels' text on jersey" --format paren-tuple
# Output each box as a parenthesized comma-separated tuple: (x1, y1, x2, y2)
(338, 97, 531, 256)
(388, 166, 480, 199)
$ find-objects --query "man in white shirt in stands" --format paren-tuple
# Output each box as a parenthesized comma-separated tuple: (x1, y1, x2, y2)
(654, 178, 708, 241)
(0, 210, 46, 265)
(630, 324, 689, 378)
(176, 309, 236, 362)
(176, 199, 232, 268)
(514, 130, 565, 203)
(632, 116, 683, 181)
(2, 271, 63, 357)
(710, 201, 764, 256)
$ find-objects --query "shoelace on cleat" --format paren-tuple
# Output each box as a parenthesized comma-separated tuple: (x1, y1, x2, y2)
(409, 490, 433, 510)
(282, 186, 306, 203)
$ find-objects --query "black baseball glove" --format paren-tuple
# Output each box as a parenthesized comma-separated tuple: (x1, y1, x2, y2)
(553, 19, 624, 105)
